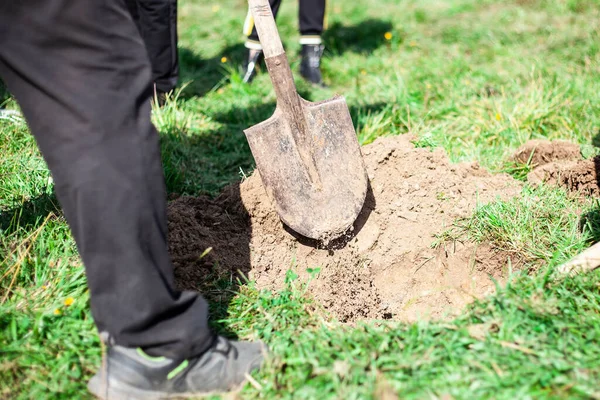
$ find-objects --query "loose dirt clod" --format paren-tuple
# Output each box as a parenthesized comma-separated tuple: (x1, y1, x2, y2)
(516, 139, 600, 197)
(513, 139, 581, 167)
(168, 135, 522, 323)
(528, 158, 600, 196)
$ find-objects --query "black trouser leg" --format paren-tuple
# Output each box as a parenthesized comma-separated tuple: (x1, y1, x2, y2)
(299, 0, 326, 37)
(127, 0, 179, 93)
(0, 0, 212, 359)
(246, 0, 326, 44)
(246, 0, 282, 44)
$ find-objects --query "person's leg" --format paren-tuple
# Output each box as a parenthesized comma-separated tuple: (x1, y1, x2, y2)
(0, 2, 265, 397)
(299, 0, 327, 85)
(241, 0, 282, 83)
(136, 0, 179, 95)
(298, 0, 326, 39)
(244, 0, 283, 47)
(0, 0, 210, 360)
(124, 0, 141, 27)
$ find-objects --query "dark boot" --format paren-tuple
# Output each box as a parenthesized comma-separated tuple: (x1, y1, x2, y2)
(300, 44, 325, 86)
(242, 48, 263, 84)
(88, 335, 267, 399)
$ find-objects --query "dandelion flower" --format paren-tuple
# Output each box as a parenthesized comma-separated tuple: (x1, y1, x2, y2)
(495, 113, 502, 121)
(360, 70, 367, 75)
(54, 308, 62, 315)
(64, 297, 74, 306)
(384, 32, 392, 40)
(221, 57, 228, 63)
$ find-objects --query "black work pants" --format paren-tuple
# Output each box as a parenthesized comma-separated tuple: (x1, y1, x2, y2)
(246, 0, 326, 42)
(125, 0, 179, 93)
(0, 0, 213, 359)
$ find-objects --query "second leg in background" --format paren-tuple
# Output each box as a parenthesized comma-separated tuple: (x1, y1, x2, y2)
(242, 0, 327, 86)
(126, 0, 179, 105)
(298, 0, 326, 86)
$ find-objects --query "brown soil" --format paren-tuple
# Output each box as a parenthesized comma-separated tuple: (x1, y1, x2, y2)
(513, 139, 581, 167)
(167, 135, 522, 323)
(528, 158, 600, 196)
(515, 139, 600, 197)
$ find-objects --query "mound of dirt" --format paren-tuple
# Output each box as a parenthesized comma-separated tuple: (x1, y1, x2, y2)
(513, 139, 581, 167)
(528, 158, 600, 196)
(167, 135, 522, 323)
(515, 139, 600, 197)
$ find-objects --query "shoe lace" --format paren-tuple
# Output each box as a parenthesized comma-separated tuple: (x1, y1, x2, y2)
(213, 336, 238, 359)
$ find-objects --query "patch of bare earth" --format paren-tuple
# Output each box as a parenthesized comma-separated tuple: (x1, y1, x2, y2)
(167, 135, 522, 323)
(513, 139, 581, 166)
(515, 139, 600, 196)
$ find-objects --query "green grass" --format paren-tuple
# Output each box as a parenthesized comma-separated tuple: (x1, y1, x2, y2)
(440, 185, 600, 267)
(2, 0, 600, 398)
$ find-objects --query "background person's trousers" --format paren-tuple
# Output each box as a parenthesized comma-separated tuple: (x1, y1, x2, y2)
(0, 0, 213, 359)
(125, 0, 179, 93)
(244, 0, 326, 44)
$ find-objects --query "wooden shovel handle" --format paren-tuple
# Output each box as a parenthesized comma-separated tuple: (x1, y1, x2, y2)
(246, 0, 321, 186)
(248, 0, 285, 58)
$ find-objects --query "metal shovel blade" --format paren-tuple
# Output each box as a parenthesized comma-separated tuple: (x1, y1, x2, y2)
(244, 95, 368, 240)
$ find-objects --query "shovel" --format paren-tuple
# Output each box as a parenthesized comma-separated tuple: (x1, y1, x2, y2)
(244, 0, 368, 240)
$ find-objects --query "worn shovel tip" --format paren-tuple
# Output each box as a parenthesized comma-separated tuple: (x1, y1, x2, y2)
(271, 204, 367, 241)
(244, 94, 369, 241)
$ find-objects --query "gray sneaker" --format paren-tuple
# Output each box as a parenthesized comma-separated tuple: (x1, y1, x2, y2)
(88, 336, 266, 399)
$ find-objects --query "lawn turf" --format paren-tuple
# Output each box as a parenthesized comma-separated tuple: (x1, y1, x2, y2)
(1, 0, 600, 398)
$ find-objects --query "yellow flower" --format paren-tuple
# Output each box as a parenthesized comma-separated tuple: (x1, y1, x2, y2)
(409, 41, 417, 47)
(360, 70, 367, 75)
(221, 57, 228, 63)
(217, 88, 224, 94)
(426, 83, 432, 89)
(495, 113, 502, 121)
(212, 5, 220, 12)
(53, 308, 62, 315)
(384, 32, 392, 40)
(64, 297, 74, 306)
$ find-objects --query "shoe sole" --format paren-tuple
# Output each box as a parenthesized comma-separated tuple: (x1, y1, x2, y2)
(87, 374, 243, 400)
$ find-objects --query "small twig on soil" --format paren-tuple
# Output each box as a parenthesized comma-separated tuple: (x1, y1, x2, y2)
(554, 241, 600, 277)
(397, 213, 417, 223)
(413, 256, 435, 275)
(224, 210, 236, 227)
